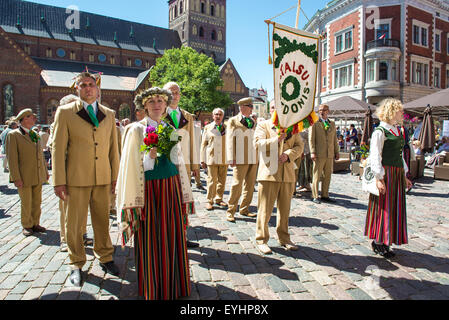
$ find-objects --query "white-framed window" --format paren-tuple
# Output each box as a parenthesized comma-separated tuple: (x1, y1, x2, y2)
(374, 19, 392, 40)
(435, 30, 442, 52)
(446, 68, 449, 88)
(334, 27, 353, 54)
(333, 64, 353, 88)
(434, 65, 441, 88)
(412, 20, 429, 48)
(411, 60, 429, 86)
(323, 75, 327, 88)
(366, 60, 375, 82)
(447, 35, 449, 55)
(322, 41, 327, 61)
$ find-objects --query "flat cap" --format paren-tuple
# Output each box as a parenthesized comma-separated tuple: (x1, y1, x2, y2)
(237, 97, 253, 106)
(15, 108, 36, 122)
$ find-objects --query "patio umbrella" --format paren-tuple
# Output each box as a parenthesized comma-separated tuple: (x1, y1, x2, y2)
(418, 105, 435, 153)
(403, 87, 449, 117)
(361, 106, 374, 145)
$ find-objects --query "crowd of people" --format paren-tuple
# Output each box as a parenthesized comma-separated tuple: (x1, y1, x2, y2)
(1, 71, 445, 300)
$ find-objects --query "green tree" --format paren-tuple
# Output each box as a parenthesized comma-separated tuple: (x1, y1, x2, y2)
(149, 47, 233, 114)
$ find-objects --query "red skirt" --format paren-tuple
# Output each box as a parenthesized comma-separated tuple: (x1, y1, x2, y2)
(365, 166, 408, 246)
(134, 175, 190, 300)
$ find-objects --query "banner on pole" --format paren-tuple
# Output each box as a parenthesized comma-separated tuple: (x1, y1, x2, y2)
(271, 23, 319, 133)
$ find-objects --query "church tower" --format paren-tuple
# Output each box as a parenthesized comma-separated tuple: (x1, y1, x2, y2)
(168, 0, 226, 64)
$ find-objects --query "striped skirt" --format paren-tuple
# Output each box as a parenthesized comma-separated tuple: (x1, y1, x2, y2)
(365, 166, 408, 246)
(134, 175, 190, 300)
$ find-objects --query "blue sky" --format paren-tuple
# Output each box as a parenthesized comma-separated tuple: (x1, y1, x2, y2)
(31, 0, 330, 99)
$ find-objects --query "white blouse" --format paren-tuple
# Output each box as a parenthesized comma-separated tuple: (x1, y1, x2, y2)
(369, 121, 408, 180)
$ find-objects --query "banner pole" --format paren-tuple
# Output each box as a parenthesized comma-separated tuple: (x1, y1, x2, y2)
(295, 0, 301, 29)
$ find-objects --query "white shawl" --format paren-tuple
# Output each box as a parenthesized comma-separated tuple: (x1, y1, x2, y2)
(115, 118, 194, 242)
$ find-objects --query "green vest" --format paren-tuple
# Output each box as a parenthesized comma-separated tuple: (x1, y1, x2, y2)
(144, 154, 179, 180)
(376, 127, 404, 168)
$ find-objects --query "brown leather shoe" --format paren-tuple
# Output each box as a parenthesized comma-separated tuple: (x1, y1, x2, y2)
(33, 225, 46, 233)
(240, 212, 257, 217)
(22, 228, 34, 236)
(215, 201, 228, 208)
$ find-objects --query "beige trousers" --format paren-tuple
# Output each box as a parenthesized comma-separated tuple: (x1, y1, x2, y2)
(66, 185, 114, 269)
(18, 184, 42, 229)
(255, 181, 295, 245)
(206, 165, 228, 204)
(312, 157, 334, 199)
(226, 164, 258, 216)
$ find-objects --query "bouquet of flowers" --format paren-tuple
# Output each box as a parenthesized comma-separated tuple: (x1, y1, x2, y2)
(355, 143, 370, 167)
(140, 122, 182, 161)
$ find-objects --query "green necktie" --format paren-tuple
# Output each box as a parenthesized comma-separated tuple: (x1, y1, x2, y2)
(245, 117, 254, 129)
(323, 120, 330, 131)
(170, 110, 179, 129)
(87, 104, 99, 128)
(29, 130, 39, 143)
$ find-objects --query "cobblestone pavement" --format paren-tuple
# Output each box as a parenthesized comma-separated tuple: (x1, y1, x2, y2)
(0, 167, 449, 301)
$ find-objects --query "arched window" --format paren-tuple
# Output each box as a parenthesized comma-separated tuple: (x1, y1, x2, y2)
(199, 26, 204, 38)
(3, 84, 14, 121)
(211, 30, 217, 41)
(46, 99, 59, 122)
(179, 1, 183, 14)
(201, 1, 205, 13)
(119, 103, 131, 120)
(211, 4, 215, 16)
(174, 5, 178, 17)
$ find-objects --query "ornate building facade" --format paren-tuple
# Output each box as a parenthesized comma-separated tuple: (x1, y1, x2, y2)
(305, 0, 449, 105)
(0, 0, 247, 123)
(168, 0, 226, 64)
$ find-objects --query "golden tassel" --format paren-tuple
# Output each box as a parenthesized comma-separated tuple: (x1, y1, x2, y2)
(267, 21, 273, 65)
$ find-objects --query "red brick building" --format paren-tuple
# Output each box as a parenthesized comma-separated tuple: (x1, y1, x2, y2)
(0, 0, 247, 124)
(305, 0, 449, 106)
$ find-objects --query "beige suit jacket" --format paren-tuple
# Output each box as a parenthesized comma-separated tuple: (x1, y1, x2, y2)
(200, 122, 227, 165)
(254, 120, 304, 183)
(52, 100, 119, 187)
(165, 108, 199, 171)
(7, 128, 48, 187)
(226, 114, 258, 165)
(309, 120, 339, 159)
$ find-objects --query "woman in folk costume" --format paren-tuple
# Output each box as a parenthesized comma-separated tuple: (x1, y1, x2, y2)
(365, 98, 412, 258)
(116, 87, 194, 300)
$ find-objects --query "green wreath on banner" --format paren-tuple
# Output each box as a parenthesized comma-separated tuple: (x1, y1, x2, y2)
(273, 33, 318, 68)
(281, 75, 301, 101)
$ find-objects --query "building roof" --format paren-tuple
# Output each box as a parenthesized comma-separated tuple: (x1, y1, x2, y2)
(304, 0, 449, 30)
(1, 0, 181, 54)
(36, 58, 150, 91)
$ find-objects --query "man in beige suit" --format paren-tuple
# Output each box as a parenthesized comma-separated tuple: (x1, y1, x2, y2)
(225, 97, 258, 222)
(7, 109, 49, 237)
(163, 81, 200, 248)
(254, 101, 304, 254)
(309, 104, 340, 204)
(52, 72, 120, 286)
(201, 108, 228, 211)
(47, 94, 92, 252)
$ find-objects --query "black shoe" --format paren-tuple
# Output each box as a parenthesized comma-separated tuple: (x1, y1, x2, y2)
(70, 269, 82, 287)
(381, 245, 395, 259)
(312, 198, 321, 204)
(321, 197, 336, 203)
(100, 261, 120, 276)
(83, 234, 93, 247)
(196, 185, 206, 191)
(186, 240, 199, 248)
(371, 241, 382, 255)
